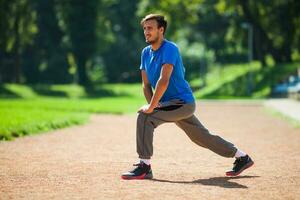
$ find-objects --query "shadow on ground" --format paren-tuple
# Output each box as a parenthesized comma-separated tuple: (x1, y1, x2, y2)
(151, 175, 260, 189)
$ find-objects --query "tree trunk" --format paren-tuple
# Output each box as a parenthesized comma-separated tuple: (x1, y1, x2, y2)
(278, 3, 293, 62)
(253, 28, 266, 66)
(13, 3, 21, 83)
(76, 57, 89, 86)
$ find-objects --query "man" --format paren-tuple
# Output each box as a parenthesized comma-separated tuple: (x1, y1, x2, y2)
(121, 14, 254, 180)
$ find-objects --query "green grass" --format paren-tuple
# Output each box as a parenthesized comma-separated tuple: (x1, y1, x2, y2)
(191, 62, 261, 98)
(0, 83, 145, 140)
(0, 97, 144, 114)
(253, 62, 300, 97)
(191, 62, 300, 99)
(0, 83, 143, 99)
(0, 106, 89, 140)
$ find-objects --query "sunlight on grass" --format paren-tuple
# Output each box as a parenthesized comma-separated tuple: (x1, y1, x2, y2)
(0, 83, 145, 140)
(0, 106, 88, 140)
(192, 62, 261, 98)
(4, 84, 38, 98)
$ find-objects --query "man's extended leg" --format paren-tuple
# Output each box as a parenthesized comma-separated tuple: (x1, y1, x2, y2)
(175, 115, 237, 157)
(175, 115, 254, 176)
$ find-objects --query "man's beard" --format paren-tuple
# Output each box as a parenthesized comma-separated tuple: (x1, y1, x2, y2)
(146, 34, 159, 44)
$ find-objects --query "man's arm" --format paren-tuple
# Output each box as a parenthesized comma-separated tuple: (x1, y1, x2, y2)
(141, 64, 173, 113)
(141, 70, 153, 103)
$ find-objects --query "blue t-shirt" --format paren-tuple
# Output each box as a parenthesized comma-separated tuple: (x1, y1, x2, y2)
(140, 39, 195, 103)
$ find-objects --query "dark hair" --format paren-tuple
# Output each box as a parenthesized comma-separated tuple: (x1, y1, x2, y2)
(140, 14, 167, 35)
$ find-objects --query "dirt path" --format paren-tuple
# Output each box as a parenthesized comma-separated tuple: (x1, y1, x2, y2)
(0, 101, 299, 200)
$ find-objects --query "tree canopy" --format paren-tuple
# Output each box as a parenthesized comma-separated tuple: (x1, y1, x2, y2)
(0, 0, 299, 85)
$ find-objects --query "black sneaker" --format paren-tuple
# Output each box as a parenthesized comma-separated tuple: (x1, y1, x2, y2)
(121, 162, 153, 180)
(226, 155, 254, 176)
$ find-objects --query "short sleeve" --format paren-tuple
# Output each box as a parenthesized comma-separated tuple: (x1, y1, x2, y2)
(140, 48, 146, 70)
(162, 44, 178, 66)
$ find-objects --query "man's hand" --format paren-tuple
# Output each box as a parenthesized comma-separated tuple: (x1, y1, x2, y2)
(138, 104, 155, 114)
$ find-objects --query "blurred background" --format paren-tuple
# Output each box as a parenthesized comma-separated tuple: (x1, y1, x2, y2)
(0, 0, 300, 139)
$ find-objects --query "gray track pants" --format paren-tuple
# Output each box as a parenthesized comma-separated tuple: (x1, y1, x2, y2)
(136, 101, 237, 159)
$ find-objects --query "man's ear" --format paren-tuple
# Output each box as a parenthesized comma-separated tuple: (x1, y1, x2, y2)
(159, 27, 164, 35)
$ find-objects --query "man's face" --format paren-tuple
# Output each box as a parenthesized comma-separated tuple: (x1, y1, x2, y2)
(143, 19, 163, 44)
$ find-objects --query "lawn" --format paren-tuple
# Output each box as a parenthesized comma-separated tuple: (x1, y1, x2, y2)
(190, 62, 300, 98)
(0, 106, 89, 140)
(0, 83, 145, 140)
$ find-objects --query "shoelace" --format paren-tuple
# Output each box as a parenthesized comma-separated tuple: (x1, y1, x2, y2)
(133, 163, 143, 167)
(234, 158, 240, 164)
(233, 157, 242, 168)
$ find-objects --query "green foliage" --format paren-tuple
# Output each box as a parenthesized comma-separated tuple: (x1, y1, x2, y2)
(30, 0, 70, 84)
(101, 0, 143, 82)
(61, 0, 99, 85)
(0, 0, 37, 52)
(1, 0, 299, 87)
(0, 0, 37, 83)
(235, 0, 299, 64)
(177, 37, 215, 81)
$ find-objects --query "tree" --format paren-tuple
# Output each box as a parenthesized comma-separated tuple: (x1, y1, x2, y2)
(22, 0, 71, 84)
(62, 0, 99, 86)
(101, 0, 143, 82)
(0, 0, 37, 83)
(236, 0, 300, 64)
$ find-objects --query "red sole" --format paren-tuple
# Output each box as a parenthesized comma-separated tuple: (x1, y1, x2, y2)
(121, 173, 146, 180)
(226, 161, 254, 177)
